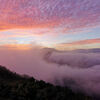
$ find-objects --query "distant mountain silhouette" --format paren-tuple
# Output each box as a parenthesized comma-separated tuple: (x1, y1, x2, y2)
(43, 47, 100, 54)
(73, 48, 100, 53)
(0, 65, 95, 100)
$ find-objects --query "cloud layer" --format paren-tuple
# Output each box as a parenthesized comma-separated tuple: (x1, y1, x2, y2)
(0, 46, 100, 97)
(55, 38, 100, 50)
(45, 50, 100, 68)
(0, 0, 100, 50)
(0, 0, 100, 31)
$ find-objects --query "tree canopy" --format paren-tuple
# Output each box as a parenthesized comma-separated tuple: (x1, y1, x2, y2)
(0, 65, 95, 100)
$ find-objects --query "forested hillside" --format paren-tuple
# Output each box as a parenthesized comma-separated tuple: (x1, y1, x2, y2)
(0, 65, 94, 100)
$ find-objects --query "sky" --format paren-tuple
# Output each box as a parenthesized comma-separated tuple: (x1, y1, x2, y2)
(0, 0, 100, 50)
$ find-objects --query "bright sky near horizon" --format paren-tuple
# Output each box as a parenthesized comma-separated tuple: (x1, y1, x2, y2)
(0, 0, 100, 50)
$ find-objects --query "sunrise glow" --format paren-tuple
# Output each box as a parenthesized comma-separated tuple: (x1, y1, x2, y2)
(0, 0, 100, 50)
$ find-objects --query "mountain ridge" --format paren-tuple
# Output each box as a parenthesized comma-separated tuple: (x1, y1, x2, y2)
(0, 65, 95, 100)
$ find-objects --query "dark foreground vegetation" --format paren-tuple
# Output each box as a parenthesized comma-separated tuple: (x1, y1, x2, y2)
(0, 65, 95, 100)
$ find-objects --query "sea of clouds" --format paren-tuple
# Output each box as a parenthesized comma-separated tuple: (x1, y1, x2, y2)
(0, 46, 100, 97)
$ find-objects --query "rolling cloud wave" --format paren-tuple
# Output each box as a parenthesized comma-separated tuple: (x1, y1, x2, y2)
(0, 46, 100, 97)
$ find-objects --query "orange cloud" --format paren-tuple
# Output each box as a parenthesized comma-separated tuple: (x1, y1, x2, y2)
(0, 44, 32, 50)
(55, 38, 100, 50)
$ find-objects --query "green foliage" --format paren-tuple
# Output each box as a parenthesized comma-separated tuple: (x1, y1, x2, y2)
(0, 65, 94, 100)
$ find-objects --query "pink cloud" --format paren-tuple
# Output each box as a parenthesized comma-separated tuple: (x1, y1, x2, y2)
(0, 0, 100, 34)
(55, 38, 100, 50)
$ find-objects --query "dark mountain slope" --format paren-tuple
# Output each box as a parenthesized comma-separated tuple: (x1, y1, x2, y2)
(0, 65, 94, 100)
(0, 65, 22, 81)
